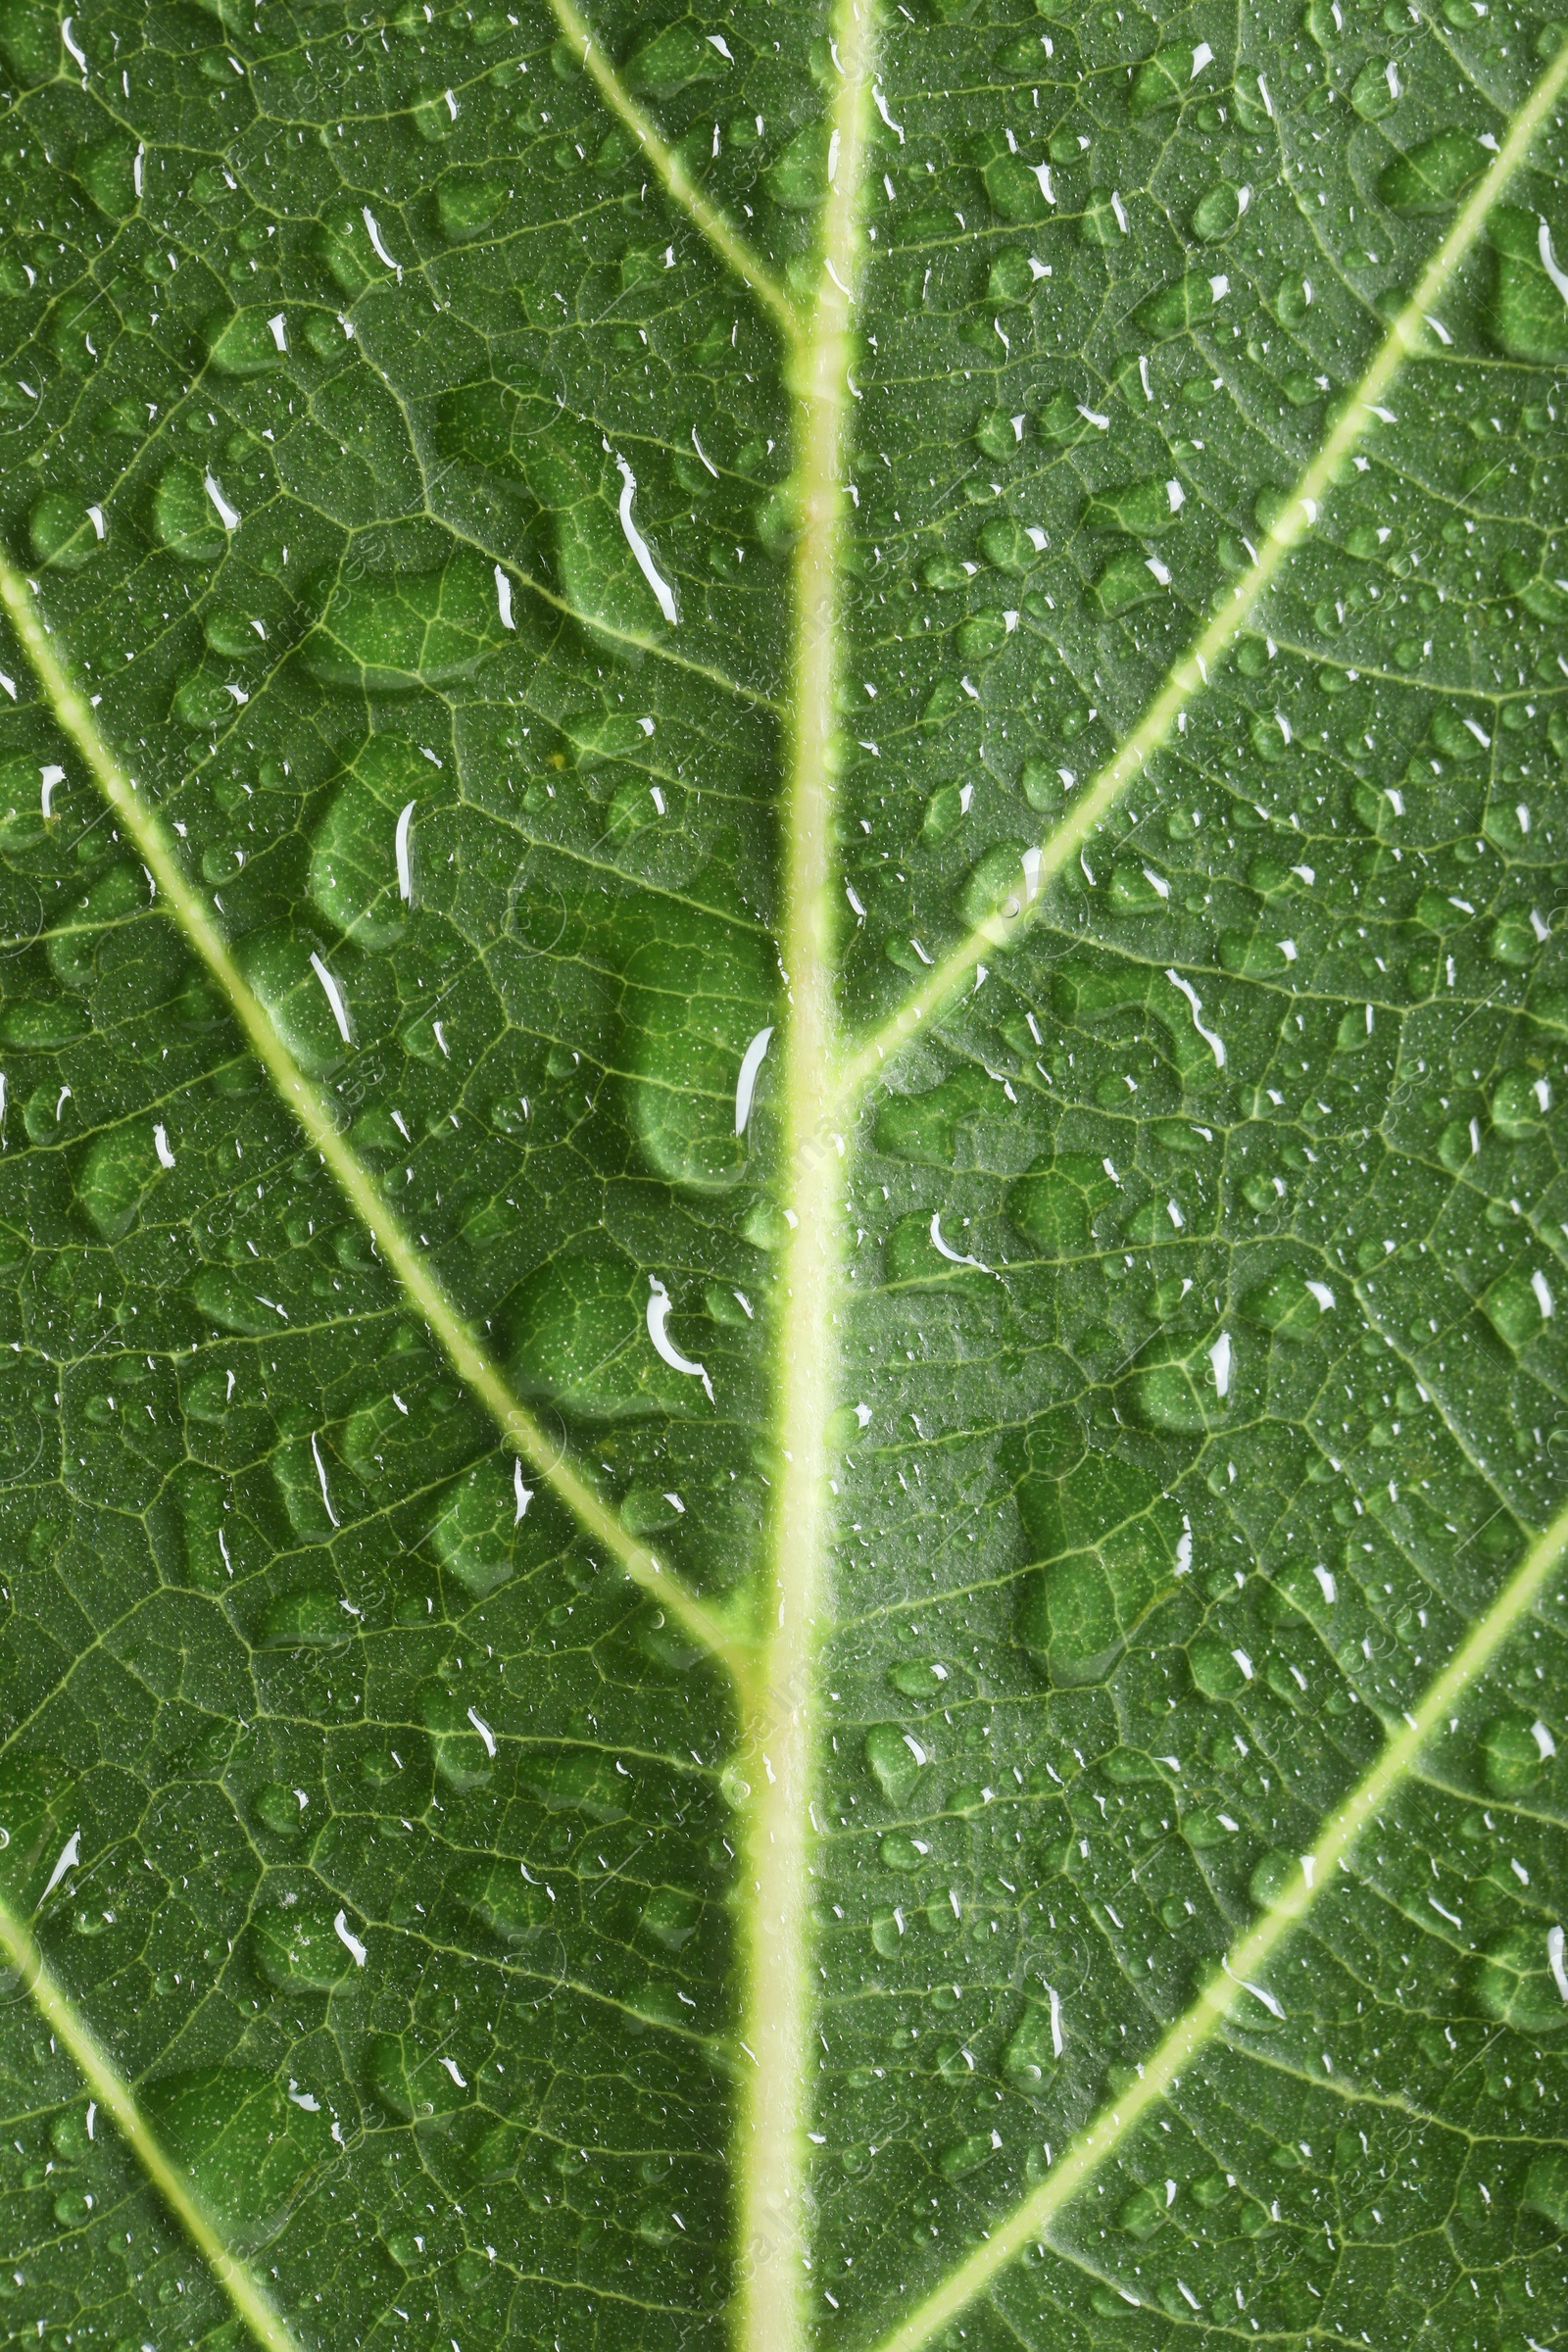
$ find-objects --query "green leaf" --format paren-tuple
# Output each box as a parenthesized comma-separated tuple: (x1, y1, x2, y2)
(1, 5, 1567, 2352)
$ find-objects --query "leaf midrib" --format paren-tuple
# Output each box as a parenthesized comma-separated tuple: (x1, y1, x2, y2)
(3, 19, 1568, 2352)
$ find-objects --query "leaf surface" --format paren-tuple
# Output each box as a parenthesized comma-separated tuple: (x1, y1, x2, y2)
(1, 2, 1568, 2348)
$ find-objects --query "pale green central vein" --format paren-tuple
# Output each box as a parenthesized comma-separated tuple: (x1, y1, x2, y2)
(0, 1892, 304, 2352)
(731, 9, 875, 2351)
(0, 560, 751, 1701)
(869, 1491, 1568, 2352)
(835, 35, 1568, 1110)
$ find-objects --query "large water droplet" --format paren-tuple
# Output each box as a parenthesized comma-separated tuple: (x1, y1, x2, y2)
(1189, 1635, 1251, 1701)
(74, 1126, 165, 1241)
(1006, 1153, 1117, 1256)
(876, 1069, 997, 1165)
(436, 172, 507, 241)
(1490, 205, 1568, 361)
(237, 923, 352, 1076)
(367, 2030, 474, 2123)
(28, 492, 102, 572)
(507, 1242, 708, 1420)
(938, 2132, 995, 2181)
(305, 552, 513, 692)
(190, 1265, 290, 1336)
(864, 1723, 928, 1806)
(640, 1886, 703, 1951)
(0, 1752, 75, 1908)
(1481, 1712, 1551, 1794)
(623, 909, 773, 1191)
(430, 1458, 521, 1599)
(421, 1680, 495, 1790)
(141, 2070, 334, 2241)
(308, 740, 432, 947)
(1239, 1267, 1330, 1338)
(153, 462, 227, 562)
(1482, 1265, 1551, 1348)
(1121, 1337, 1232, 1434)
(1524, 2153, 1568, 2231)
(257, 1585, 352, 1649)
(205, 305, 285, 376)
(1082, 477, 1182, 536)
(254, 1899, 359, 1991)
(461, 1861, 553, 1944)
(1379, 129, 1486, 214)
(763, 118, 829, 209)
(1002, 1999, 1060, 2091)
(1475, 1929, 1568, 2034)
(622, 19, 726, 98)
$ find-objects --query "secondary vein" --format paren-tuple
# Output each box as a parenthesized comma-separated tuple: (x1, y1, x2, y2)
(832, 34, 1568, 1112)
(0, 1891, 305, 2352)
(866, 1488, 1568, 2352)
(0, 558, 752, 1694)
(545, 0, 801, 341)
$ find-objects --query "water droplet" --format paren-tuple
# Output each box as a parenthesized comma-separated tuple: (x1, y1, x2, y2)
(1488, 917, 1537, 969)
(1490, 204, 1568, 361)
(1019, 1546, 1125, 1686)
(236, 923, 352, 1076)
(74, 1126, 164, 1241)
(437, 172, 507, 240)
(1482, 1265, 1551, 1347)
(878, 1833, 928, 1874)
(763, 118, 829, 209)
(864, 1724, 928, 1806)
(205, 306, 285, 376)
(640, 1886, 703, 1951)
(888, 1658, 951, 1700)
(1189, 1635, 1251, 1701)
(460, 1862, 553, 1945)
(519, 1747, 631, 1822)
(252, 1783, 309, 1837)
(308, 740, 432, 947)
(507, 1242, 706, 1420)
(1122, 1338, 1232, 1434)
(1379, 129, 1486, 214)
(0, 1753, 74, 1907)
(430, 1458, 521, 1599)
(938, 2132, 995, 2180)
(27, 492, 101, 572)
(1191, 180, 1242, 240)
(254, 1900, 358, 1991)
(623, 20, 726, 98)
(1348, 56, 1399, 119)
(305, 552, 512, 692)
(1002, 1999, 1060, 2090)
(623, 910, 773, 1191)
(1524, 2152, 1568, 2230)
(190, 1265, 289, 1336)
(1083, 477, 1182, 536)
(1239, 1268, 1330, 1337)
(1482, 1712, 1551, 1794)
(1089, 544, 1167, 618)
(870, 1907, 906, 1958)
(1006, 1152, 1116, 1255)
(257, 1585, 351, 1649)
(1249, 1849, 1300, 1907)
(78, 135, 137, 219)
(1475, 1929, 1568, 2034)
(421, 1681, 495, 1790)
(367, 2031, 474, 2123)
(152, 462, 227, 562)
